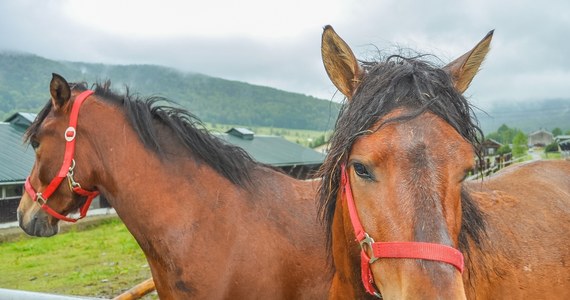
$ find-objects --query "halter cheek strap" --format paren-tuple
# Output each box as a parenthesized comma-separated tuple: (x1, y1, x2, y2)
(340, 163, 464, 297)
(24, 90, 99, 223)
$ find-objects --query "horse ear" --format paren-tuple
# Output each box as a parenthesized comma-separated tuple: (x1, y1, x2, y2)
(321, 25, 363, 100)
(444, 30, 494, 93)
(50, 73, 71, 110)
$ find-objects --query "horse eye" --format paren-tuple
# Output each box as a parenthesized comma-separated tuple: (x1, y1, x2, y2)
(30, 140, 40, 150)
(353, 163, 372, 179)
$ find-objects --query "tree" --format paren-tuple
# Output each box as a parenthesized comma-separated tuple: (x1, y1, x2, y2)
(497, 144, 512, 155)
(545, 142, 559, 153)
(486, 124, 524, 144)
(512, 132, 528, 157)
(310, 134, 327, 148)
(552, 128, 562, 137)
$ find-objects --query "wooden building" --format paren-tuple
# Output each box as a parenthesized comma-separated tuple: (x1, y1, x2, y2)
(480, 138, 502, 156)
(0, 113, 36, 223)
(528, 129, 554, 147)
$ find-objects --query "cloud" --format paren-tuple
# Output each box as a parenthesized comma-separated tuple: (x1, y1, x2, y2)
(0, 0, 568, 108)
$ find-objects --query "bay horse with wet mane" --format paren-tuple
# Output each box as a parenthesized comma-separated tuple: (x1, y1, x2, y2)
(17, 74, 332, 299)
(319, 25, 570, 299)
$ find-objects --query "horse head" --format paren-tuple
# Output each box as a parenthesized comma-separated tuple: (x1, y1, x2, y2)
(18, 74, 100, 237)
(319, 25, 492, 299)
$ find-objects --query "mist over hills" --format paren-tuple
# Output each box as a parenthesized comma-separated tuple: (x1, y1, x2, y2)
(1, 51, 568, 134)
(475, 98, 570, 134)
(0, 52, 340, 131)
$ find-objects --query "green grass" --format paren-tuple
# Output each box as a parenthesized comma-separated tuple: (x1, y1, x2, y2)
(0, 218, 153, 298)
(543, 152, 562, 159)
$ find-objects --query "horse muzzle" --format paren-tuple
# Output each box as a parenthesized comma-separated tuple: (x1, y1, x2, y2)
(17, 208, 59, 237)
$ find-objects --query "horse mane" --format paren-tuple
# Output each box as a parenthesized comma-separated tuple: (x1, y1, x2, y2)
(317, 54, 487, 255)
(26, 81, 256, 188)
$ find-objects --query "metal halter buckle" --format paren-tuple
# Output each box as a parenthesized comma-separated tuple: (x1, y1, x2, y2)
(359, 232, 379, 264)
(35, 193, 47, 206)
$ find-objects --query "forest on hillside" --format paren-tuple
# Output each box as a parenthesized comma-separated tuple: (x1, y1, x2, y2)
(0, 52, 340, 131)
(1, 52, 569, 134)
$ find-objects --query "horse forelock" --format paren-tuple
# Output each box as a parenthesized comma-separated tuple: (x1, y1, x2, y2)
(317, 54, 486, 256)
(28, 81, 256, 189)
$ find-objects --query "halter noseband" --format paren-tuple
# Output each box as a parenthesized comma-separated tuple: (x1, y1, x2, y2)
(24, 90, 100, 223)
(340, 163, 464, 297)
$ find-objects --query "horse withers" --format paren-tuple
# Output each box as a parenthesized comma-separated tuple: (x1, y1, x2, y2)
(319, 25, 570, 299)
(18, 74, 332, 299)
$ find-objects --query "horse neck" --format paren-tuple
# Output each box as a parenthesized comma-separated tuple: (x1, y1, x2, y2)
(79, 104, 246, 236)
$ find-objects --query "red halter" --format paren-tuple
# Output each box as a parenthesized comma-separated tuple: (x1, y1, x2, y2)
(340, 163, 464, 297)
(24, 90, 100, 223)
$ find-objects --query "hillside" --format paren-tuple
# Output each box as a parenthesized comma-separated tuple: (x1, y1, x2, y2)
(1, 52, 568, 134)
(0, 52, 340, 131)
(476, 99, 570, 134)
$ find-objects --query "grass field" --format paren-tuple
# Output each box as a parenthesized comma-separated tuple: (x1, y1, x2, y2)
(0, 218, 154, 299)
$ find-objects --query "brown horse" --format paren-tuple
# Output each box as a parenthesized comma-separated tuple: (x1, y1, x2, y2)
(318, 25, 570, 299)
(17, 74, 332, 299)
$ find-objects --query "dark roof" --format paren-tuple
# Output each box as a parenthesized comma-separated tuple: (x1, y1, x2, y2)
(482, 138, 502, 147)
(0, 122, 35, 183)
(216, 128, 325, 166)
(0, 119, 323, 184)
(5, 112, 36, 128)
(226, 127, 255, 140)
(555, 135, 570, 143)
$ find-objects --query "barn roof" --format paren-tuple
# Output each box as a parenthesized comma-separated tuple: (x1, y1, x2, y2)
(555, 135, 570, 143)
(0, 122, 35, 184)
(4, 112, 36, 127)
(0, 115, 324, 184)
(217, 128, 325, 166)
(482, 138, 502, 147)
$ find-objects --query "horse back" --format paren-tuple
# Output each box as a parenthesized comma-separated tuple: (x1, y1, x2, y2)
(465, 160, 570, 299)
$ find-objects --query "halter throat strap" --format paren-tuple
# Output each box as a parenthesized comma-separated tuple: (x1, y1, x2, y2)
(340, 163, 464, 297)
(24, 90, 99, 223)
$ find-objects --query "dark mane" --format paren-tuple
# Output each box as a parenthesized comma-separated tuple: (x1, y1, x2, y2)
(26, 81, 256, 187)
(317, 55, 486, 254)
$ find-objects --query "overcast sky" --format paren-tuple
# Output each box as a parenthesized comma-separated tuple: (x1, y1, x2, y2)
(0, 0, 568, 109)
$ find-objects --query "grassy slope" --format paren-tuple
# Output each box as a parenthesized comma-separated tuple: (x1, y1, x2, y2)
(0, 218, 153, 298)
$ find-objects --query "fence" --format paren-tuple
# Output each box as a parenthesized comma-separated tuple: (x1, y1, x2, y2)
(0, 278, 155, 300)
(467, 153, 525, 180)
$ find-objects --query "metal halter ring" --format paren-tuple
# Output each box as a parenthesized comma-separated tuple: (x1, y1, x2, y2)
(67, 159, 82, 189)
(35, 193, 47, 206)
(359, 232, 379, 264)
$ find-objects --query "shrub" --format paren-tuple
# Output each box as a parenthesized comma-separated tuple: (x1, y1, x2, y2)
(545, 142, 559, 153)
(497, 144, 512, 155)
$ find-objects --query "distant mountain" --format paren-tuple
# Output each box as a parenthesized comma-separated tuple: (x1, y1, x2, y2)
(0, 52, 340, 131)
(475, 99, 570, 134)
(0, 52, 568, 134)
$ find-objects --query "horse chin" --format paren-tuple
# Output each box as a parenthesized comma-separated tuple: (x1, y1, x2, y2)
(17, 209, 59, 237)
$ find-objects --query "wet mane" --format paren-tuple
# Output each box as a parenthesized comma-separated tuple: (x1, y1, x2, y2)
(26, 81, 256, 187)
(317, 55, 486, 254)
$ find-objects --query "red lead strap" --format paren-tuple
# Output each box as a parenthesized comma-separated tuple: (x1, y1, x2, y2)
(24, 90, 99, 223)
(340, 164, 464, 297)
